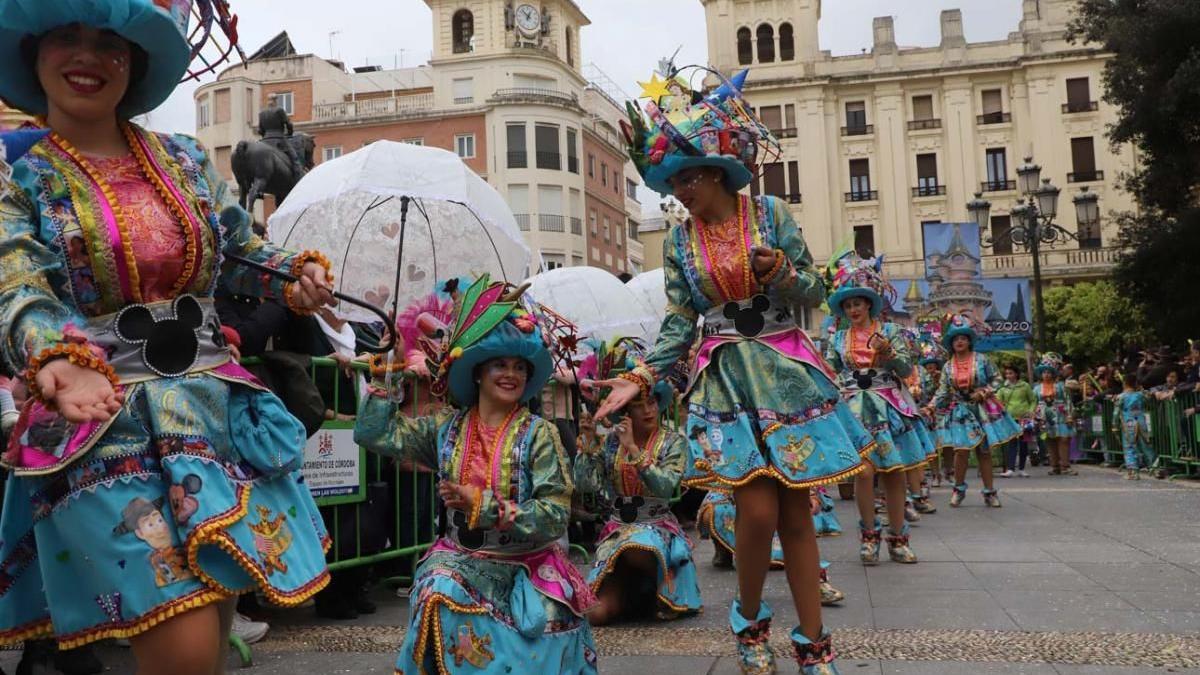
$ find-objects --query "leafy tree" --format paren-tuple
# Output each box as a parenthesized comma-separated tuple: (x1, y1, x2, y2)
(1067, 0, 1200, 344)
(1040, 281, 1150, 367)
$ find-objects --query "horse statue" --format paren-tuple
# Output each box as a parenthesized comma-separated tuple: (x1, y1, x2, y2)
(231, 132, 315, 213)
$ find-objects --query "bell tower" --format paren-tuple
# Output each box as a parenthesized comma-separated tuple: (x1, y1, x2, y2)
(425, 0, 586, 72)
(702, 0, 821, 74)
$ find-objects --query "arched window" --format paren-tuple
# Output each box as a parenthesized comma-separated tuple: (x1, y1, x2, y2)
(452, 9, 474, 54)
(756, 24, 775, 63)
(737, 27, 753, 65)
(565, 26, 574, 66)
(779, 22, 795, 61)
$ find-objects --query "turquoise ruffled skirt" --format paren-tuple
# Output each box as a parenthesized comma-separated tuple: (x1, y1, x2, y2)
(849, 391, 934, 472)
(0, 374, 330, 648)
(683, 342, 872, 491)
(398, 546, 597, 674)
(586, 517, 702, 618)
(937, 401, 1022, 452)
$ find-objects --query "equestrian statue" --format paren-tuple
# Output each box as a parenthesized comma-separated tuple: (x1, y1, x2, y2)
(232, 92, 314, 213)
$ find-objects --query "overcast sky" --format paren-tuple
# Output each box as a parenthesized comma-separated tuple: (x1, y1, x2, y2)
(145, 0, 1024, 134)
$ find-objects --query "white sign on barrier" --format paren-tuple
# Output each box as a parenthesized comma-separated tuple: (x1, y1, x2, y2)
(301, 424, 365, 505)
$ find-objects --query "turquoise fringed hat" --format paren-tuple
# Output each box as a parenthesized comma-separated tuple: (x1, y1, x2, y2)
(941, 314, 978, 350)
(622, 65, 780, 197)
(0, 0, 192, 117)
(917, 337, 947, 367)
(1034, 352, 1064, 379)
(825, 251, 894, 320)
(585, 337, 674, 416)
(429, 274, 553, 408)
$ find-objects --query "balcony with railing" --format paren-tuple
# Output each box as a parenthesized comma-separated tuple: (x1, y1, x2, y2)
(841, 124, 874, 137)
(1067, 170, 1105, 183)
(845, 190, 878, 203)
(976, 111, 1012, 125)
(980, 179, 1017, 193)
(507, 151, 528, 169)
(514, 213, 531, 231)
(1062, 101, 1099, 114)
(490, 88, 579, 108)
(907, 118, 942, 131)
(538, 214, 565, 232)
(912, 184, 947, 197)
(536, 152, 561, 170)
(982, 247, 1121, 277)
(311, 93, 436, 123)
(567, 156, 578, 174)
(570, 217, 582, 235)
(775, 127, 798, 139)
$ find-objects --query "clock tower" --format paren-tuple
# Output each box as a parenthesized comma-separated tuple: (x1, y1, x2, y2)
(424, 0, 587, 70)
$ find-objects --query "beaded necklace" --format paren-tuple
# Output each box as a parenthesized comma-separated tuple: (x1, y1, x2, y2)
(615, 426, 661, 497)
(692, 195, 757, 302)
(461, 405, 522, 492)
(952, 353, 975, 391)
(847, 321, 878, 369)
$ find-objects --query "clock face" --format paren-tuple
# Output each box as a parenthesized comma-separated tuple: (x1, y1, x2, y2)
(516, 4, 540, 32)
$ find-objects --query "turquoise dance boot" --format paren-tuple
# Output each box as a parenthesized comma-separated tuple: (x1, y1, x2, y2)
(730, 599, 775, 674)
(790, 626, 839, 674)
(858, 518, 882, 564)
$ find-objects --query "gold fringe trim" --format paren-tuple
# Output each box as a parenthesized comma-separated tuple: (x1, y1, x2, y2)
(872, 457, 930, 474)
(940, 428, 1022, 454)
(0, 618, 54, 646)
(186, 484, 332, 607)
(588, 541, 700, 617)
(685, 442, 875, 494)
(411, 592, 489, 675)
(57, 587, 228, 650)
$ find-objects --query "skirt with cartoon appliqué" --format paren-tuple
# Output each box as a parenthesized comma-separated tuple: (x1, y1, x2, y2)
(0, 373, 330, 648)
(849, 390, 936, 472)
(936, 401, 1022, 452)
(683, 341, 872, 492)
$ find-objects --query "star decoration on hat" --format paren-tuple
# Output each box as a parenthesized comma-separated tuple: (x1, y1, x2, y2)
(637, 73, 672, 103)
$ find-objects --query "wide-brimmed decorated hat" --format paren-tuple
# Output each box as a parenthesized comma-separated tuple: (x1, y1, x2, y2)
(622, 65, 780, 197)
(825, 251, 894, 321)
(1034, 352, 1064, 379)
(0, 0, 235, 118)
(941, 313, 978, 350)
(424, 274, 553, 408)
(580, 337, 674, 416)
(917, 337, 948, 366)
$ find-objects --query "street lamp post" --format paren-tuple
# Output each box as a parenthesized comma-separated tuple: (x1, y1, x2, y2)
(966, 157, 1102, 352)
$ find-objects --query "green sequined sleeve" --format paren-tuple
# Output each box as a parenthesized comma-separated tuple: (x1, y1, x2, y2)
(473, 417, 572, 543)
(824, 333, 847, 374)
(0, 166, 89, 374)
(763, 197, 825, 308)
(572, 440, 611, 496)
(353, 387, 446, 469)
(638, 431, 687, 499)
(639, 233, 699, 383)
(881, 323, 914, 379)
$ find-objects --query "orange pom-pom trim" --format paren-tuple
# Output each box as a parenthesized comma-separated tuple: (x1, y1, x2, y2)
(25, 343, 120, 403)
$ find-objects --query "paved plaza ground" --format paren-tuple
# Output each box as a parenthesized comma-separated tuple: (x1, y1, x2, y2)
(4, 465, 1199, 673)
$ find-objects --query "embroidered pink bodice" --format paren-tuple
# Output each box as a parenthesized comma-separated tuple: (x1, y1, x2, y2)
(87, 154, 186, 302)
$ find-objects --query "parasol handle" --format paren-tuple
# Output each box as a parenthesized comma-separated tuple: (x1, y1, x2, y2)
(226, 254, 396, 354)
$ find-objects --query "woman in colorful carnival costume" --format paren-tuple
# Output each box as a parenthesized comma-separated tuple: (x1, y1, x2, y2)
(914, 339, 948, 487)
(698, 490, 846, 607)
(594, 65, 871, 675)
(0, 2, 336, 672)
(1033, 354, 1077, 476)
(572, 337, 702, 624)
(1113, 374, 1156, 480)
(355, 275, 598, 675)
(822, 254, 932, 565)
(932, 316, 1021, 508)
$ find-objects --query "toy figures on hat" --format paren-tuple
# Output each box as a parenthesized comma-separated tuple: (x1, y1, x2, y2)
(623, 59, 781, 197)
(824, 251, 896, 321)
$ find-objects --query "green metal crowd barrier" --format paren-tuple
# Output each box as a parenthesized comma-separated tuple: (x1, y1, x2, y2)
(1074, 391, 1200, 479)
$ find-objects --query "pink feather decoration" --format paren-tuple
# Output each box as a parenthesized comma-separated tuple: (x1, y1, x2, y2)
(394, 292, 454, 373)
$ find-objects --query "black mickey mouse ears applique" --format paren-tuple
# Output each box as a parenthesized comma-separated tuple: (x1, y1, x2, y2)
(614, 495, 646, 524)
(722, 294, 771, 338)
(450, 510, 486, 550)
(115, 295, 205, 378)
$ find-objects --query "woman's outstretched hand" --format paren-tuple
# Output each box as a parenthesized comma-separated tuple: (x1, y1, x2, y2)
(592, 377, 640, 420)
(35, 359, 124, 423)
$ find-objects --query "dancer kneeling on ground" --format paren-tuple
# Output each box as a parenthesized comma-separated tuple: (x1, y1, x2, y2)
(933, 316, 1021, 508)
(823, 254, 935, 565)
(574, 338, 702, 625)
(595, 64, 872, 675)
(355, 276, 597, 674)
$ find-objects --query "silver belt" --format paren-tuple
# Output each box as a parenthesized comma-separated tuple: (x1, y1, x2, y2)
(85, 295, 231, 384)
(609, 496, 672, 525)
(446, 509, 546, 555)
(701, 293, 795, 339)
